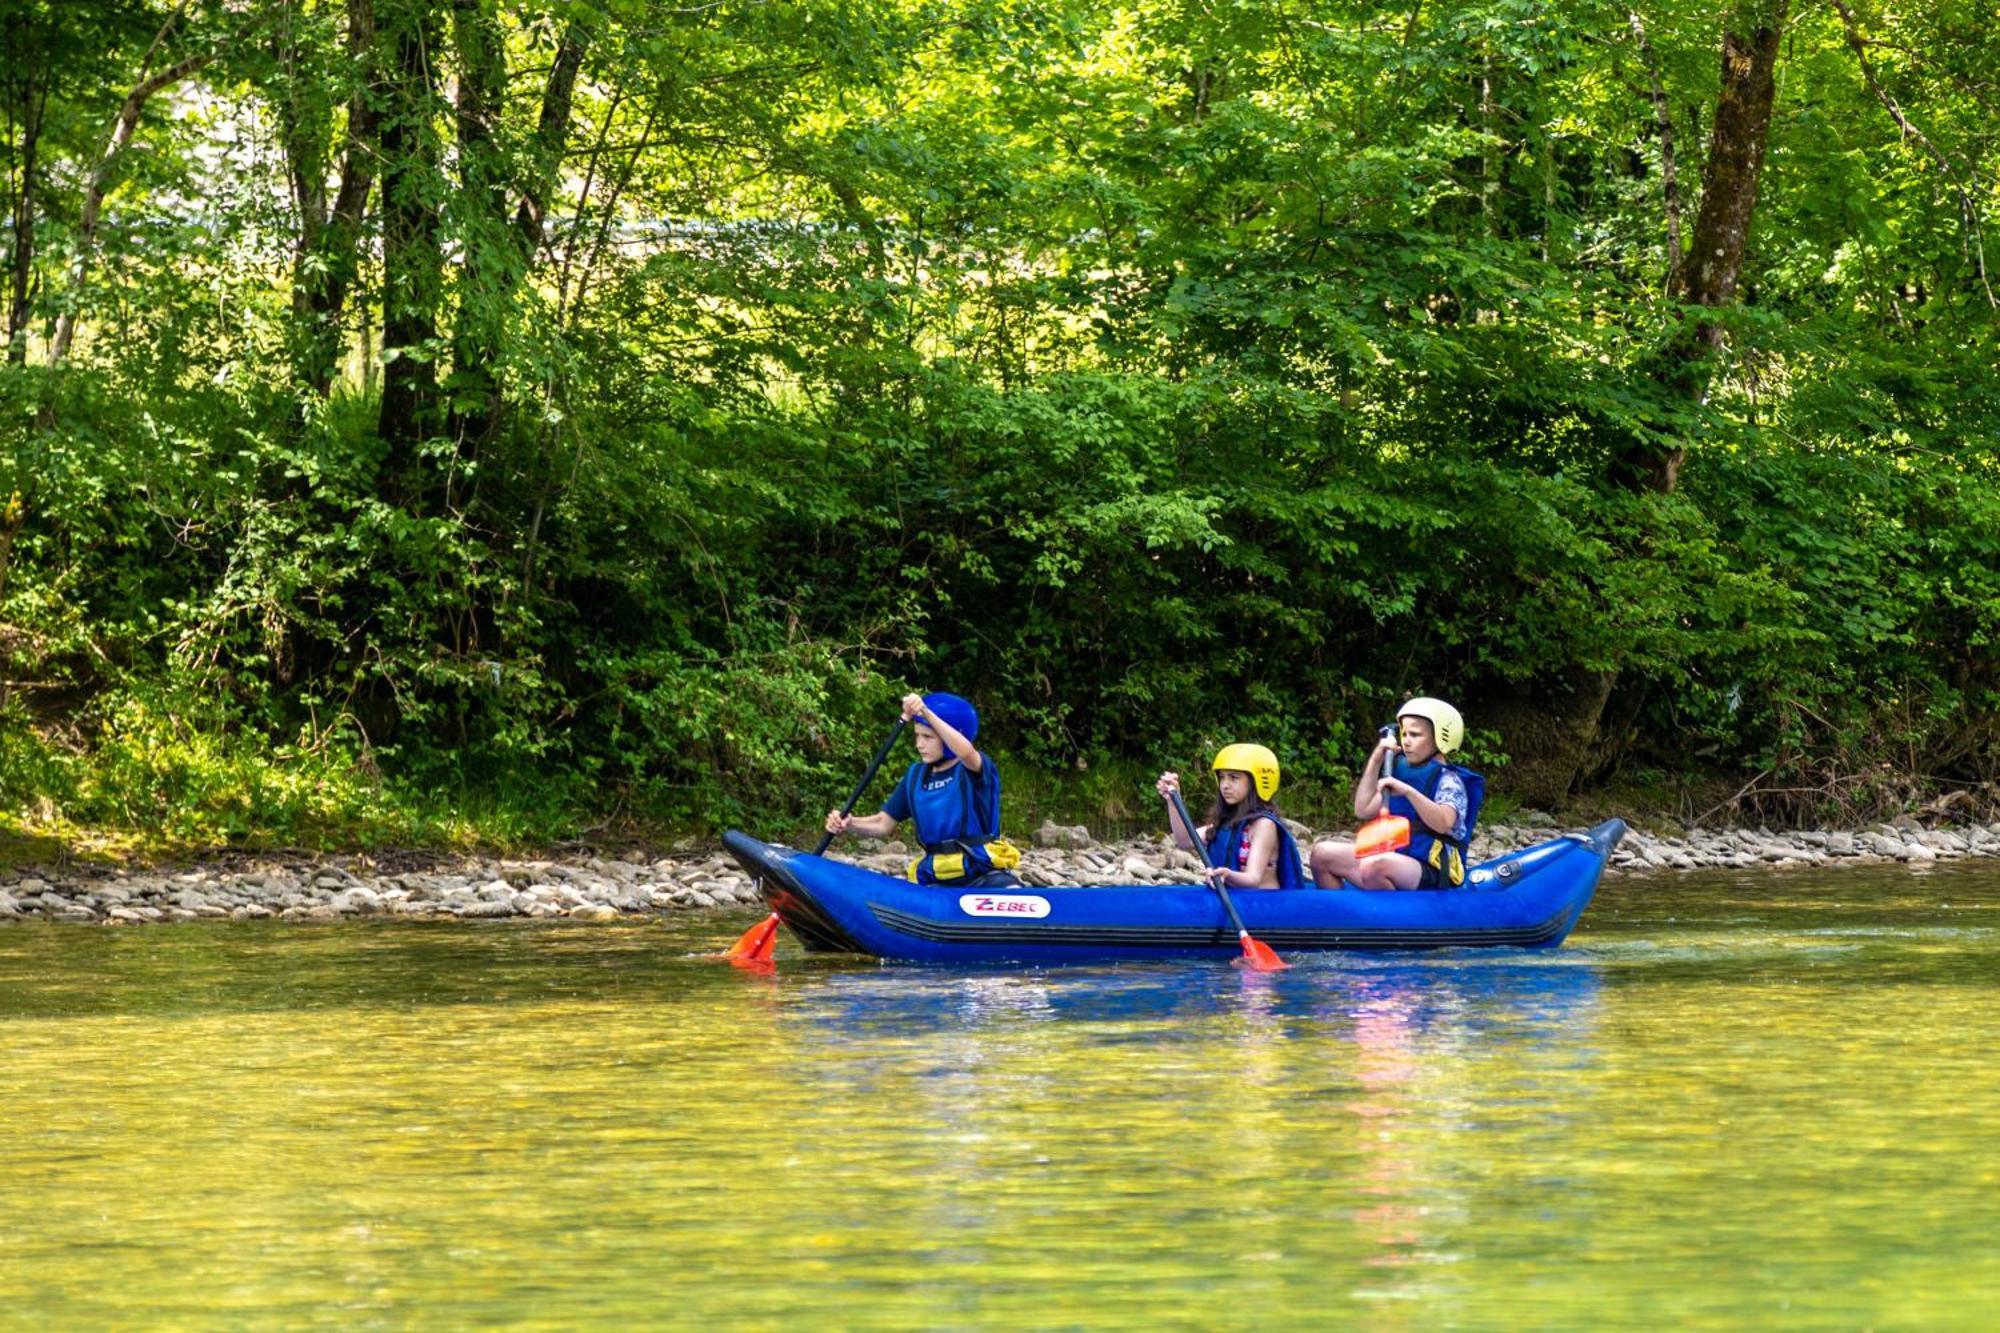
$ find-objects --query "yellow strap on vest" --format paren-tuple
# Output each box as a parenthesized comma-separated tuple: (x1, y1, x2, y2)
(905, 841, 1021, 884)
(926, 852, 968, 882)
(1427, 841, 1466, 887)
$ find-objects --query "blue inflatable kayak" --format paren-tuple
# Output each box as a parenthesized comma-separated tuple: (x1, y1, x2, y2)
(722, 818, 1625, 965)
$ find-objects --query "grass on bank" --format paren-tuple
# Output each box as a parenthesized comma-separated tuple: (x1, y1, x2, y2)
(1, 698, 1769, 870)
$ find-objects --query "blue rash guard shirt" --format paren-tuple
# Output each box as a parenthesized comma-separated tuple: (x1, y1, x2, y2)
(881, 756, 1001, 851)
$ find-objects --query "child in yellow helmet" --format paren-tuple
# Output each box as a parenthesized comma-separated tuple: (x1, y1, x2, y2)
(1155, 743, 1306, 890)
(1310, 698, 1484, 890)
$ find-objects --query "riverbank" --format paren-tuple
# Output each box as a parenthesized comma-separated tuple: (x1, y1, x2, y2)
(4, 814, 1999, 924)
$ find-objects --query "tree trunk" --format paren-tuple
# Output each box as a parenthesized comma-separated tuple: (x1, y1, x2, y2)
(448, 5, 589, 456)
(280, 0, 380, 399)
(5, 100, 40, 364)
(1669, 9, 1788, 349)
(514, 22, 588, 258)
(446, 0, 508, 452)
(375, 0, 445, 463)
(4, 42, 45, 365)
(3, 5, 49, 364)
(1491, 2, 1789, 806)
(1626, 7, 1685, 291)
(1480, 666, 1619, 809)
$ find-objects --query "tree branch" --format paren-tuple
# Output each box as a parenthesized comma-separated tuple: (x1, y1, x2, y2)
(48, 47, 213, 366)
(515, 20, 590, 259)
(1828, 0, 1995, 308)
(1626, 8, 1684, 290)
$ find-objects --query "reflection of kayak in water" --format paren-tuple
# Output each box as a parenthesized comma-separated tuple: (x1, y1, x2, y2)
(722, 819, 1626, 966)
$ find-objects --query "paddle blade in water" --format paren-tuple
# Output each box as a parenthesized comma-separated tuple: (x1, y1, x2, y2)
(1354, 815, 1410, 859)
(724, 912, 781, 963)
(1234, 930, 1290, 972)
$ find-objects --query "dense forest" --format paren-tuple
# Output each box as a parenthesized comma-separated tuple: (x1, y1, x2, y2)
(1, 0, 1995, 848)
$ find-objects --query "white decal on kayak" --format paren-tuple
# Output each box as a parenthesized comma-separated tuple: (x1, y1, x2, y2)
(958, 894, 1051, 919)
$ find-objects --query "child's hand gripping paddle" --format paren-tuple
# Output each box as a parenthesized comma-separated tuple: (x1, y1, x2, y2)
(1165, 785, 1288, 972)
(1354, 727, 1411, 859)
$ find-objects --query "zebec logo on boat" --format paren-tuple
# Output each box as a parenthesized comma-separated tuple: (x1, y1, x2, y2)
(958, 893, 1051, 919)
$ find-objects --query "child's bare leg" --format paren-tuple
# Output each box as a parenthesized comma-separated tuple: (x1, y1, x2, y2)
(1310, 839, 1361, 888)
(1354, 852, 1425, 890)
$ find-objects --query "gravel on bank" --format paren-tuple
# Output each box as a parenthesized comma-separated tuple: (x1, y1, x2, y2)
(4, 815, 1999, 925)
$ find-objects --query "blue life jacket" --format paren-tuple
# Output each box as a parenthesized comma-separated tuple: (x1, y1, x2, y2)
(881, 757, 1019, 885)
(1384, 755, 1487, 887)
(1208, 812, 1306, 891)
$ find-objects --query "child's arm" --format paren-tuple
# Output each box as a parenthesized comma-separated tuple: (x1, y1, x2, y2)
(906, 692, 982, 773)
(1205, 820, 1279, 889)
(1353, 733, 1397, 819)
(1374, 781, 1456, 834)
(1155, 772, 1204, 851)
(827, 809, 899, 839)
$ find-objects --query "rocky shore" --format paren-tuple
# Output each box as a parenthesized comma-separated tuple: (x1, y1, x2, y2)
(3, 815, 1998, 925)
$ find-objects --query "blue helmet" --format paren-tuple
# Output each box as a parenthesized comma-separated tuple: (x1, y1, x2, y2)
(921, 692, 978, 742)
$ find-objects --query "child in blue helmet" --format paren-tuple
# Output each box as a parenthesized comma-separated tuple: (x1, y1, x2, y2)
(1310, 697, 1485, 889)
(824, 691, 1022, 887)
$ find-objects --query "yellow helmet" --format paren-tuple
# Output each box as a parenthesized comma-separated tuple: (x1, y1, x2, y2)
(1211, 743, 1281, 801)
(1397, 697, 1464, 755)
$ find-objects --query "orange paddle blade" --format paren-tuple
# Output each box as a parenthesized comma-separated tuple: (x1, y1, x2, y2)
(1234, 930, 1290, 972)
(724, 912, 781, 963)
(1354, 815, 1410, 859)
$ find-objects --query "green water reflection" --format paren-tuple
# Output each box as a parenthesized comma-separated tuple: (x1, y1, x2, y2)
(3, 862, 1997, 1328)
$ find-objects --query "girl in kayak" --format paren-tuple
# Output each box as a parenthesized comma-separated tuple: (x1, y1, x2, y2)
(1155, 744, 1306, 890)
(1310, 697, 1485, 889)
(824, 692, 1023, 887)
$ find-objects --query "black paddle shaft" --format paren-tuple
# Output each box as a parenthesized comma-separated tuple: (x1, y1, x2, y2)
(1168, 787, 1253, 938)
(813, 718, 909, 855)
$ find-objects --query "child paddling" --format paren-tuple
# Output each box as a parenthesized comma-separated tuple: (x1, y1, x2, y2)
(1156, 743, 1306, 890)
(823, 692, 1023, 887)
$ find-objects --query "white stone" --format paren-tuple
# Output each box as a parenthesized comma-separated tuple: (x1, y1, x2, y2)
(1034, 819, 1093, 849)
(331, 887, 383, 915)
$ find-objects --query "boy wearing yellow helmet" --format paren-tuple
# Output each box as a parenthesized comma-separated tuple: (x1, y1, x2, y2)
(1310, 698, 1486, 890)
(1154, 743, 1306, 891)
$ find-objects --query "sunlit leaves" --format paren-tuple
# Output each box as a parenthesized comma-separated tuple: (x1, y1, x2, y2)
(1, 0, 1996, 839)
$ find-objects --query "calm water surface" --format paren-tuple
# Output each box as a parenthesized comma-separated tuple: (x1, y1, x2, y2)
(3, 862, 1998, 1328)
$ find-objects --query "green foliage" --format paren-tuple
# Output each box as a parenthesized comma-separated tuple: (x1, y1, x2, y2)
(0, 685, 391, 849)
(1, 0, 1995, 850)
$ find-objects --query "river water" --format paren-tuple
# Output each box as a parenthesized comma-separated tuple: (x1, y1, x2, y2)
(3, 861, 1996, 1328)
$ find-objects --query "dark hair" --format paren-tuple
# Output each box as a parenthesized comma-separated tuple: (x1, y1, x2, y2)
(1205, 774, 1280, 834)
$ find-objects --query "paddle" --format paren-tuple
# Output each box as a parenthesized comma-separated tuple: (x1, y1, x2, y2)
(1166, 786, 1288, 972)
(1354, 726, 1411, 860)
(724, 717, 909, 964)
